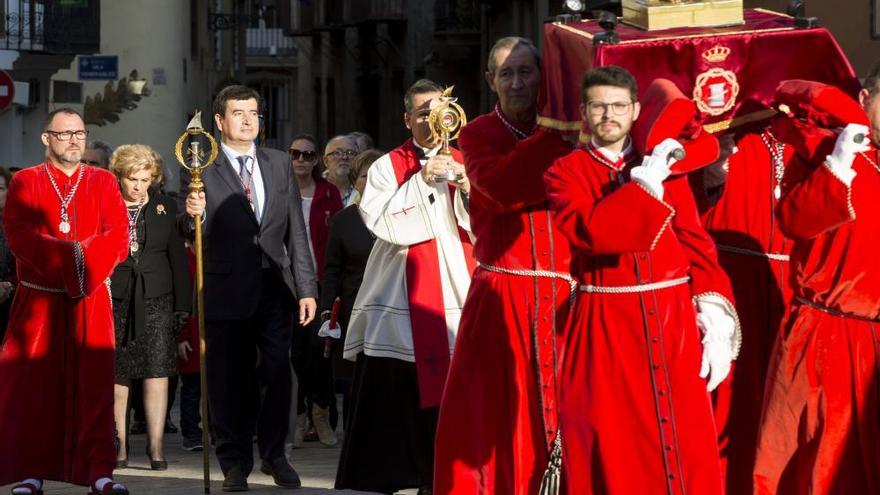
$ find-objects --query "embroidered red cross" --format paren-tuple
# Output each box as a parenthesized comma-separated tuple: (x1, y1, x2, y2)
(391, 206, 416, 216)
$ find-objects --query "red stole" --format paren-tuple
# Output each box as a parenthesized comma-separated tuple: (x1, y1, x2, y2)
(388, 138, 475, 408)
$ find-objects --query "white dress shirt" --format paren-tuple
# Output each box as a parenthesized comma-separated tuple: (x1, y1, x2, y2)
(221, 142, 266, 223)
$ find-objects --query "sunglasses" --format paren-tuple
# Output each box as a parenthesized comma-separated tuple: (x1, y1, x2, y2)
(288, 149, 318, 161)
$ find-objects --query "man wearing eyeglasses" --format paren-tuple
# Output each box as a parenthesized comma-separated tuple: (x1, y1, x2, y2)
(336, 78, 475, 495)
(322, 135, 360, 206)
(544, 66, 736, 493)
(180, 85, 317, 492)
(0, 108, 131, 495)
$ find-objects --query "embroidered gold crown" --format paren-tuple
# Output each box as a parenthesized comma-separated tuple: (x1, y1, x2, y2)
(702, 45, 731, 64)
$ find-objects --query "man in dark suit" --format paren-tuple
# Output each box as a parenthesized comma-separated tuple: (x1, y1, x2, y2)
(180, 85, 317, 492)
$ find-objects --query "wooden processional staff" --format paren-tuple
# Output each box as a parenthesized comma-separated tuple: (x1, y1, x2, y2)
(175, 112, 218, 493)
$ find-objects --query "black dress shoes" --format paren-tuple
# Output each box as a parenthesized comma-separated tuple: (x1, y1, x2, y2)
(222, 468, 249, 492)
(260, 458, 302, 489)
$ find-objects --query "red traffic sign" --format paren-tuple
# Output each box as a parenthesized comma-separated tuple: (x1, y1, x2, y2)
(0, 70, 14, 112)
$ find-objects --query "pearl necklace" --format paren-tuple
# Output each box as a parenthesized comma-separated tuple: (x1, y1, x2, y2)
(494, 103, 536, 140)
(760, 131, 786, 199)
(44, 162, 85, 234)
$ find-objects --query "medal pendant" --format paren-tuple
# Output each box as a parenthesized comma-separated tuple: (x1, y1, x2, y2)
(774, 185, 781, 200)
(59, 221, 71, 234)
(130, 241, 139, 253)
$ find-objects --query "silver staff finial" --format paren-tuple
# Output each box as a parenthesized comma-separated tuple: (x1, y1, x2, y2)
(186, 111, 204, 131)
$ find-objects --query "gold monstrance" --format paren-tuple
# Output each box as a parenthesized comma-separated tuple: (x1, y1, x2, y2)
(174, 112, 218, 493)
(428, 85, 467, 182)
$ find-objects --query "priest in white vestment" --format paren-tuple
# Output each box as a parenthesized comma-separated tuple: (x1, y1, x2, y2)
(335, 79, 476, 495)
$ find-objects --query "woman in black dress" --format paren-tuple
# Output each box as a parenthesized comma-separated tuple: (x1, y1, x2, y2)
(320, 148, 381, 431)
(109, 145, 191, 470)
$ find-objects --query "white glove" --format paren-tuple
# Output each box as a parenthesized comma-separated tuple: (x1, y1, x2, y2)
(317, 320, 341, 339)
(696, 299, 736, 392)
(825, 123, 870, 186)
(630, 138, 683, 198)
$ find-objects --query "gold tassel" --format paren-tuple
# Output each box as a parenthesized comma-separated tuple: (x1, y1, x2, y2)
(539, 431, 562, 495)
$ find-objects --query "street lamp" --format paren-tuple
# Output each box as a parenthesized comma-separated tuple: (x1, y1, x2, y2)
(563, 0, 586, 12)
(127, 70, 147, 96)
(557, 0, 585, 22)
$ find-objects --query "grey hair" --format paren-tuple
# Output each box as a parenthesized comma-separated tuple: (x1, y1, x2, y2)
(349, 131, 374, 151)
(324, 134, 358, 152)
(487, 37, 541, 74)
(86, 139, 113, 156)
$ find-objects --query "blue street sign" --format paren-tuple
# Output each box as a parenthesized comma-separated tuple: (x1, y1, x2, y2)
(78, 56, 118, 80)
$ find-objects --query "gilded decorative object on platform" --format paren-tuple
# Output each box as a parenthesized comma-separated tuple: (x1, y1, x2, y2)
(622, 0, 744, 30)
(428, 86, 467, 182)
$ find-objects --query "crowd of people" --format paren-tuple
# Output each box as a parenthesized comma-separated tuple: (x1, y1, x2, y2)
(0, 33, 878, 495)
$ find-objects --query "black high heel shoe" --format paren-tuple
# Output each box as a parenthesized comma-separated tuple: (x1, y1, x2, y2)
(145, 444, 167, 471)
(115, 436, 129, 469)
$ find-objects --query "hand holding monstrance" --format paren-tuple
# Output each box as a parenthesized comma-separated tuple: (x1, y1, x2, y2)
(427, 86, 468, 187)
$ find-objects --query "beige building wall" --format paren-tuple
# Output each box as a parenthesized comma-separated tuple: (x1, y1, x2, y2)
(747, 0, 879, 78)
(51, 0, 233, 188)
(807, 2, 880, 77)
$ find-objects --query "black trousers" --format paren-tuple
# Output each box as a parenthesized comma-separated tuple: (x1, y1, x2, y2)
(290, 318, 336, 413)
(179, 372, 202, 440)
(206, 270, 293, 476)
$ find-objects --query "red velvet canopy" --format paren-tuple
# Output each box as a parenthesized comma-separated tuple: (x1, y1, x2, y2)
(632, 78, 720, 174)
(539, 9, 860, 141)
(773, 79, 870, 162)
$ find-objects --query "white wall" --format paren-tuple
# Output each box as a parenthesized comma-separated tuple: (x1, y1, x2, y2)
(52, 0, 219, 189)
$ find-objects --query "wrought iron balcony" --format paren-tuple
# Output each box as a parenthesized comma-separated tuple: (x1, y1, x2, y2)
(246, 27, 297, 57)
(2, 0, 100, 54)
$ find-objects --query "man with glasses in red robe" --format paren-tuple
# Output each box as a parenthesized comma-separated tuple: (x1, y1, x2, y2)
(545, 66, 739, 494)
(0, 108, 130, 495)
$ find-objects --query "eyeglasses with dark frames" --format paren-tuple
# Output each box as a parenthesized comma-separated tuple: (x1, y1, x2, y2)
(585, 101, 634, 116)
(324, 149, 358, 160)
(45, 130, 89, 141)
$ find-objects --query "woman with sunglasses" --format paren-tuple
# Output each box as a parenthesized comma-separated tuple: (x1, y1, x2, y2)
(288, 134, 344, 449)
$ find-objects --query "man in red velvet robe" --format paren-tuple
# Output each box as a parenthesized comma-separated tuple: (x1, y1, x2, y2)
(753, 68, 880, 495)
(694, 121, 796, 495)
(435, 37, 573, 495)
(544, 66, 740, 495)
(0, 108, 130, 495)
